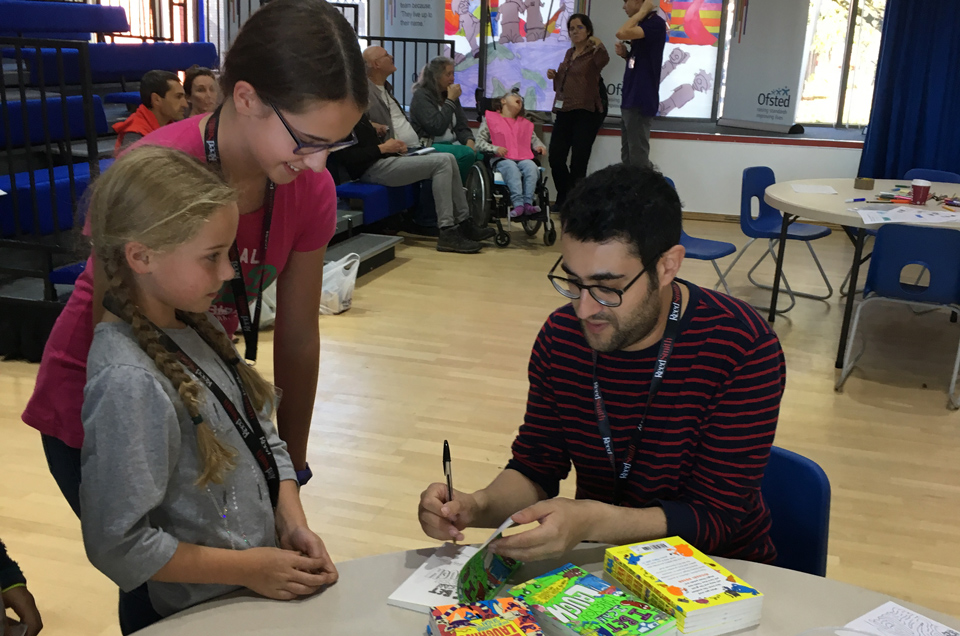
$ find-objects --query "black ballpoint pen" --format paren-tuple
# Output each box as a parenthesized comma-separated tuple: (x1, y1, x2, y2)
(443, 440, 453, 504)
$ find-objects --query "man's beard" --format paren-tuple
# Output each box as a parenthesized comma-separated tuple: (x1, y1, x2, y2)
(580, 285, 662, 352)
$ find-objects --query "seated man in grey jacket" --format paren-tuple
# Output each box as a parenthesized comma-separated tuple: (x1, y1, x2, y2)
(334, 50, 495, 255)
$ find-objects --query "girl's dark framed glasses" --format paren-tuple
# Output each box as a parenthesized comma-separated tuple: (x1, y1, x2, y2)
(270, 103, 358, 156)
(547, 255, 655, 308)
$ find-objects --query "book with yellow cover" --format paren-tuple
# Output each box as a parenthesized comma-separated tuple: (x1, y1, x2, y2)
(604, 538, 762, 636)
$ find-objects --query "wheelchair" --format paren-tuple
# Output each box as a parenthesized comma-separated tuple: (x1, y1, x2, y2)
(464, 155, 558, 248)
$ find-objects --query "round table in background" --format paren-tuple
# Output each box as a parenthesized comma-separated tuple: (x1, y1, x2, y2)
(139, 544, 960, 635)
(763, 178, 960, 368)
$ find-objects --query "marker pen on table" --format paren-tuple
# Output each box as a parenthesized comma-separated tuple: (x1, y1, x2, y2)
(845, 198, 866, 203)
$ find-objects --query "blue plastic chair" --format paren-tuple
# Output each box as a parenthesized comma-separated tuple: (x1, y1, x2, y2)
(836, 224, 960, 408)
(663, 177, 738, 295)
(903, 168, 960, 184)
(720, 167, 834, 313)
(761, 446, 831, 577)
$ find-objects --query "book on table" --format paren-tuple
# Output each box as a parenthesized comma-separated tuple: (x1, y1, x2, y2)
(508, 562, 679, 636)
(387, 543, 479, 613)
(388, 518, 522, 613)
(428, 597, 545, 636)
(605, 537, 763, 636)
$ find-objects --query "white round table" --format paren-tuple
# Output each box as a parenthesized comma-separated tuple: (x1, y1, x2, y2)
(139, 544, 960, 635)
(763, 178, 960, 368)
(764, 178, 960, 230)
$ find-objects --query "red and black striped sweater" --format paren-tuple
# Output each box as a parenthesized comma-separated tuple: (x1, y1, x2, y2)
(506, 280, 786, 563)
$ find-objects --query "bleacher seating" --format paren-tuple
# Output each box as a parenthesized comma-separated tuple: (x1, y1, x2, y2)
(1, 158, 114, 237)
(6, 41, 219, 85)
(0, 94, 109, 148)
(0, 0, 129, 37)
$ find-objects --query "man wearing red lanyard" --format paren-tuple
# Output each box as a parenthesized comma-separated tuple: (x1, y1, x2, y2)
(417, 164, 786, 563)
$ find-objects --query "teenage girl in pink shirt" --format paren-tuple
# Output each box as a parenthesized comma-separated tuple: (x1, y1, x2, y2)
(23, 0, 366, 514)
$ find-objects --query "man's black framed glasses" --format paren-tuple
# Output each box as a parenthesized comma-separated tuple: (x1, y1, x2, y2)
(547, 255, 655, 308)
(270, 103, 357, 156)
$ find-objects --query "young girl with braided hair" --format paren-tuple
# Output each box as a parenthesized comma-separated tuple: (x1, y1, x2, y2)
(80, 145, 337, 635)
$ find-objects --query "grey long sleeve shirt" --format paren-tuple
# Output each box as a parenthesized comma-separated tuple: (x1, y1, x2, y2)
(80, 319, 296, 618)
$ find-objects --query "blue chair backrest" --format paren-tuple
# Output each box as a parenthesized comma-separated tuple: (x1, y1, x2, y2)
(903, 168, 960, 184)
(662, 176, 692, 243)
(740, 167, 782, 236)
(761, 446, 831, 577)
(864, 224, 960, 305)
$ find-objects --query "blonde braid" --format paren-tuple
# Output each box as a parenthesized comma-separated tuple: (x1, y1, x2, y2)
(182, 312, 278, 417)
(103, 257, 237, 486)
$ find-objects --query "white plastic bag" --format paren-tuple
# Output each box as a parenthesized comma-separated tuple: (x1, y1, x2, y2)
(319, 252, 361, 315)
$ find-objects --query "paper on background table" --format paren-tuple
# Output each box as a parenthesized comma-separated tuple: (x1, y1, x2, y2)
(845, 601, 960, 636)
(857, 207, 960, 225)
(792, 184, 838, 194)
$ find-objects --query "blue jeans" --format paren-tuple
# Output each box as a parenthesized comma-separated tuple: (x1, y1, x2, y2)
(42, 434, 160, 633)
(495, 159, 538, 207)
(42, 434, 82, 516)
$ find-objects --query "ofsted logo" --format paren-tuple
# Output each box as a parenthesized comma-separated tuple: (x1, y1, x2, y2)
(758, 86, 791, 108)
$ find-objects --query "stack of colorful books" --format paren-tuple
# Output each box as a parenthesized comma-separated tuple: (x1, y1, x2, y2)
(605, 537, 763, 636)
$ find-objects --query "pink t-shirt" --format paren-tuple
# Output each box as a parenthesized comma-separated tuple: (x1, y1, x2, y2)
(21, 115, 337, 448)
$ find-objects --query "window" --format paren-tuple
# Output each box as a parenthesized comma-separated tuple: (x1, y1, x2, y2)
(796, 0, 884, 127)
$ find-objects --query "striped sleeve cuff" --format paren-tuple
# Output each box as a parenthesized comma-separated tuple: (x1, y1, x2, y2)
(505, 458, 561, 499)
(657, 498, 700, 545)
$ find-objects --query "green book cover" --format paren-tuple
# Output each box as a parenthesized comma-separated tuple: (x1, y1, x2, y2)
(508, 563, 678, 636)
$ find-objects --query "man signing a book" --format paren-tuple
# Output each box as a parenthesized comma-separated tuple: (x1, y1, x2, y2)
(418, 164, 785, 564)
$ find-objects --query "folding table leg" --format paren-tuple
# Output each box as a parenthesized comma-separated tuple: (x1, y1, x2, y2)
(767, 213, 795, 323)
(836, 227, 866, 369)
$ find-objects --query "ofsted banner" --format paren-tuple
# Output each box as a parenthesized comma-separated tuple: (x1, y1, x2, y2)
(718, 0, 807, 132)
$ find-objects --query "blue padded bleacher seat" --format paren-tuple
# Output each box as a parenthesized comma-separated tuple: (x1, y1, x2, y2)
(335, 182, 419, 224)
(49, 260, 86, 286)
(104, 92, 141, 105)
(5, 41, 219, 85)
(0, 158, 113, 237)
(0, 0, 129, 36)
(0, 95, 109, 148)
(0, 31, 92, 40)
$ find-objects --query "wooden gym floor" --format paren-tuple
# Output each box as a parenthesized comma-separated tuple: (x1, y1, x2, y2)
(2, 217, 959, 636)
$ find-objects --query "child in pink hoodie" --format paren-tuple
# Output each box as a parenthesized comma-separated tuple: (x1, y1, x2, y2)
(476, 93, 547, 218)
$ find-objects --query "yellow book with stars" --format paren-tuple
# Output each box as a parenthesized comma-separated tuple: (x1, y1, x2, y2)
(604, 538, 763, 636)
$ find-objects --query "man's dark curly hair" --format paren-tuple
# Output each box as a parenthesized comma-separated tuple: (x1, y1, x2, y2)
(560, 163, 682, 272)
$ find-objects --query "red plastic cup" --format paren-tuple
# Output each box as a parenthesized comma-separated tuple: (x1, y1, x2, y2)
(911, 179, 932, 205)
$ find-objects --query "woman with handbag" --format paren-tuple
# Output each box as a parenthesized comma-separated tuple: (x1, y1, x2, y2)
(546, 13, 610, 208)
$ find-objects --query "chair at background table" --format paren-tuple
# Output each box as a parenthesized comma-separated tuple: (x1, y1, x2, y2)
(719, 167, 833, 313)
(903, 168, 960, 183)
(663, 176, 737, 295)
(761, 446, 831, 577)
(841, 169, 960, 298)
(836, 224, 960, 409)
